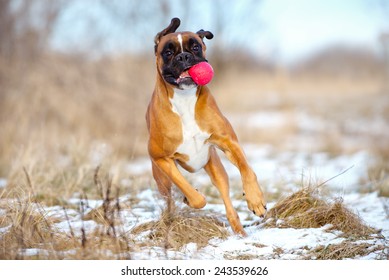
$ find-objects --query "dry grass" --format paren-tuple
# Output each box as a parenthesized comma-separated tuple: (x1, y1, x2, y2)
(365, 158, 389, 197)
(260, 184, 387, 260)
(0, 193, 72, 259)
(0, 54, 153, 180)
(263, 186, 377, 238)
(307, 241, 387, 260)
(131, 206, 229, 250)
(62, 167, 133, 259)
(0, 167, 134, 260)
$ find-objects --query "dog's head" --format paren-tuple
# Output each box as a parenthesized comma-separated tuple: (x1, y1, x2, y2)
(154, 18, 213, 90)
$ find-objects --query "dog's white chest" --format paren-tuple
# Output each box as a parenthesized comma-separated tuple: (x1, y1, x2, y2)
(170, 88, 211, 171)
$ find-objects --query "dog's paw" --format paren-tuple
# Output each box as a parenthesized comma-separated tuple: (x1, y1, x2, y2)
(183, 191, 207, 209)
(244, 187, 267, 217)
(226, 210, 247, 236)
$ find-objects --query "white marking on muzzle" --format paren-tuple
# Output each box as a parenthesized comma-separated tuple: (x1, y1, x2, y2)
(177, 34, 183, 53)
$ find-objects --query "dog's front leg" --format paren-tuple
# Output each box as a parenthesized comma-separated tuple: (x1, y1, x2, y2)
(152, 157, 207, 209)
(209, 135, 267, 217)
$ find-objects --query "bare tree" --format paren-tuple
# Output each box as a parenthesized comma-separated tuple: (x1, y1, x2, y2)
(0, 0, 69, 89)
(97, 0, 262, 71)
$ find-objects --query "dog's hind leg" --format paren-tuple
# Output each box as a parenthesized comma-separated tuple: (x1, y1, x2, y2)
(152, 161, 174, 213)
(204, 147, 246, 236)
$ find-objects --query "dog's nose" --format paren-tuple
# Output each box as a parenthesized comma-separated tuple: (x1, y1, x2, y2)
(175, 52, 193, 64)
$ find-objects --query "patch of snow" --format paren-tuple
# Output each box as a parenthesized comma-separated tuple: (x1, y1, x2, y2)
(20, 248, 42, 256)
(0, 208, 6, 216)
(0, 225, 11, 234)
(0, 178, 7, 188)
(68, 198, 103, 210)
(343, 192, 389, 232)
(194, 225, 345, 260)
(137, 189, 155, 201)
(243, 145, 370, 192)
(182, 242, 198, 255)
(55, 219, 98, 235)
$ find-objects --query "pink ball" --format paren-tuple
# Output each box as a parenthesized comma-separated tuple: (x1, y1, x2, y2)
(188, 62, 214, 86)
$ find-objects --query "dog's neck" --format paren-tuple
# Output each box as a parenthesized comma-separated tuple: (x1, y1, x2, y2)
(173, 87, 198, 97)
(170, 87, 198, 114)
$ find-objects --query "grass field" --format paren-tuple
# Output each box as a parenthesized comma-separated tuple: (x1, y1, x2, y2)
(0, 54, 388, 259)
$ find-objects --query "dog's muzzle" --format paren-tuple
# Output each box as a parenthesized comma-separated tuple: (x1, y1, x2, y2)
(162, 52, 205, 89)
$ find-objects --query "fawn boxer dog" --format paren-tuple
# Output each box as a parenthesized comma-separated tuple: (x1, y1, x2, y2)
(146, 18, 266, 236)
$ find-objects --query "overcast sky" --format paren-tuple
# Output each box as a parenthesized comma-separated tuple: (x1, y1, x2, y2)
(258, 0, 386, 62)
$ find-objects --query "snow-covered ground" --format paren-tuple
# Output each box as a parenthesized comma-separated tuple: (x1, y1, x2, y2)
(1, 99, 388, 260)
(115, 144, 388, 260)
(8, 143, 384, 260)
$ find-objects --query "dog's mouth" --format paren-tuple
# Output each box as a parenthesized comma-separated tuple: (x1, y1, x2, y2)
(163, 67, 195, 89)
(177, 70, 191, 82)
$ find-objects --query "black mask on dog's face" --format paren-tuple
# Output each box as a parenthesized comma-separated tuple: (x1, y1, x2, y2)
(154, 18, 213, 89)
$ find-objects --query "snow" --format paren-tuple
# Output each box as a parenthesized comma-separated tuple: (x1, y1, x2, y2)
(198, 226, 345, 260)
(0, 224, 11, 234)
(0, 178, 7, 188)
(343, 192, 389, 232)
(243, 146, 371, 192)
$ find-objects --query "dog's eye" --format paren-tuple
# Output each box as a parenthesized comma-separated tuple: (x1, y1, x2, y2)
(192, 45, 200, 52)
(164, 50, 173, 57)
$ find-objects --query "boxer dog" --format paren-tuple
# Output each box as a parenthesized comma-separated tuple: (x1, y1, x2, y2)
(146, 18, 266, 236)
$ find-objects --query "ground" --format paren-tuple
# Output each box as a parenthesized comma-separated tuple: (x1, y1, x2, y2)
(1, 88, 388, 260)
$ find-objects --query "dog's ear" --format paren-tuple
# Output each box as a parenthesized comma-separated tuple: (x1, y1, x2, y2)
(154, 18, 181, 54)
(196, 29, 214, 40)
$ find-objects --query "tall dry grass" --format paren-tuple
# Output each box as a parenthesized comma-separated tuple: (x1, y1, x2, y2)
(263, 186, 377, 238)
(131, 206, 229, 250)
(1, 54, 155, 200)
(0, 166, 134, 259)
